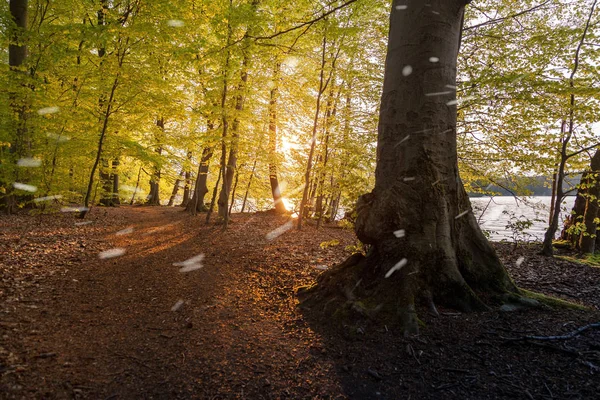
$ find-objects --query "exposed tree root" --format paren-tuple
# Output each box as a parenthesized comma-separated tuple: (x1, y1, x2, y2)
(297, 250, 570, 336)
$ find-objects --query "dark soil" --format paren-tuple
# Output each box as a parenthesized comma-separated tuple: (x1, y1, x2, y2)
(1, 206, 599, 399)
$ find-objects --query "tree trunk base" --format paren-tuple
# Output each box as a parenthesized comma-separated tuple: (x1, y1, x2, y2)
(298, 249, 542, 336)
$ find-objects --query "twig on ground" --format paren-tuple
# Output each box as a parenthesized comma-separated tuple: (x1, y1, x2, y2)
(504, 322, 600, 341)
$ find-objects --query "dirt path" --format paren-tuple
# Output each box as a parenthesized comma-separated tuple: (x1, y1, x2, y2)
(1, 207, 600, 399)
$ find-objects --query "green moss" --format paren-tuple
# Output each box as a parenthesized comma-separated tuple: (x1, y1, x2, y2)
(556, 254, 600, 268)
(552, 240, 573, 249)
(520, 289, 589, 310)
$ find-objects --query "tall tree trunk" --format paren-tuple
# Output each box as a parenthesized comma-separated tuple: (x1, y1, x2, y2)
(130, 165, 142, 205)
(146, 117, 164, 206)
(316, 81, 341, 229)
(298, 36, 329, 229)
(99, 158, 113, 206)
(561, 150, 600, 247)
(168, 169, 185, 207)
(228, 166, 241, 215)
(112, 158, 120, 205)
(80, 0, 117, 218)
(241, 160, 257, 213)
(579, 174, 600, 253)
(217, 55, 249, 223)
(298, 27, 344, 229)
(3, 0, 29, 214)
(206, 156, 223, 224)
(560, 149, 600, 252)
(217, 0, 258, 225)
(80, 73, 119, 218)
(541, 0, 597, 256)
(268, 62, 287, 214)
(180, 151, 193, 207)
(300, 0, 518, 335)
(186, 145, 214, 214)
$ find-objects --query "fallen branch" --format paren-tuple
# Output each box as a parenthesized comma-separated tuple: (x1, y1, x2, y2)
(504, 322, 600, 341)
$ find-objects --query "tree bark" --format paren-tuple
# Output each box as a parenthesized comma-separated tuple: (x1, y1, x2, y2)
(217, 55, 248, 222)
(3, 0, 29, 214)
(541, 0, 597, 256)
(186, 145, 214, 214)
(99, 158, 114, 206)
(228, 166, 241, 215)
(146, 117, 164, 206)
(561, 150, 600, 247)
(561, 149, 600, 252)
(579, 177, 600, 253)
(168, 169, 185, 207)
(298, 34, 330, 229)
(241, 160, 257, 213)
(112, 158, 120, 205)
(130, 165, 142, 205)
(300, 0, 517, 334)
(180, 151, 193, 207)
(268, 62, 287, 214)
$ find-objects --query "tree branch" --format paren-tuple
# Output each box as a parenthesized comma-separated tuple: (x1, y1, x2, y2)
(566, 142, 600, 160)
(249, 0, 358, 41)
(464, 1, 552, 31)
(504, 323, 600, 342)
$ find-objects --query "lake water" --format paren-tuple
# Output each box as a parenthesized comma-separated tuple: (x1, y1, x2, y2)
(469, 196, 575, 242)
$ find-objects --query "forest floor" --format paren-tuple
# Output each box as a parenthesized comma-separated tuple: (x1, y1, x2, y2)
(1, 206, 600, 400)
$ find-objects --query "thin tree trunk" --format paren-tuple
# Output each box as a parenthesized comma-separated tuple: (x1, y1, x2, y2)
(542, 0, 597, 256)
(268, 62, 287, 214)
(168, 169, 185, 206)
(218, 55, 248, 223)
(298, 29, 344, 229)
(241, 160, 257, 213)
(181, 151, 193, 207)
(112, 158, 120, 205)
(549, 169, 558, 225)
(206, 158, 223, 224)
(80, 73, 120, 218)
(80, 0, 118, 218)
(228, 166, 241, 215)
(130, 165, 142, 205)
(217, 0, 258, 225)
(146, 117, 164, 206)
(316, 81, 341, 229)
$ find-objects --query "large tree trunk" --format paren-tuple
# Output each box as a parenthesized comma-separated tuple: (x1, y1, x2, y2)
(561, 149, 600, 252)
(560, 188, 587, 245)
(3, 0, 29, 214)
(299, 0, 518, 334)
(186, 146, 214, 214)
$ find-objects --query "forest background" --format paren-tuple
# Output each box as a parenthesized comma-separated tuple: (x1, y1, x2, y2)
(1, 0, 599, 233)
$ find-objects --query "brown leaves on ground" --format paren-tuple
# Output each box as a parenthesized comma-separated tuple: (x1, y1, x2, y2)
(1, 207, 599, 399)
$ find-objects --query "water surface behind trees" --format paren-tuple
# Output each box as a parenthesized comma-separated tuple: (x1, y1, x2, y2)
(470, 196, 575, 242)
